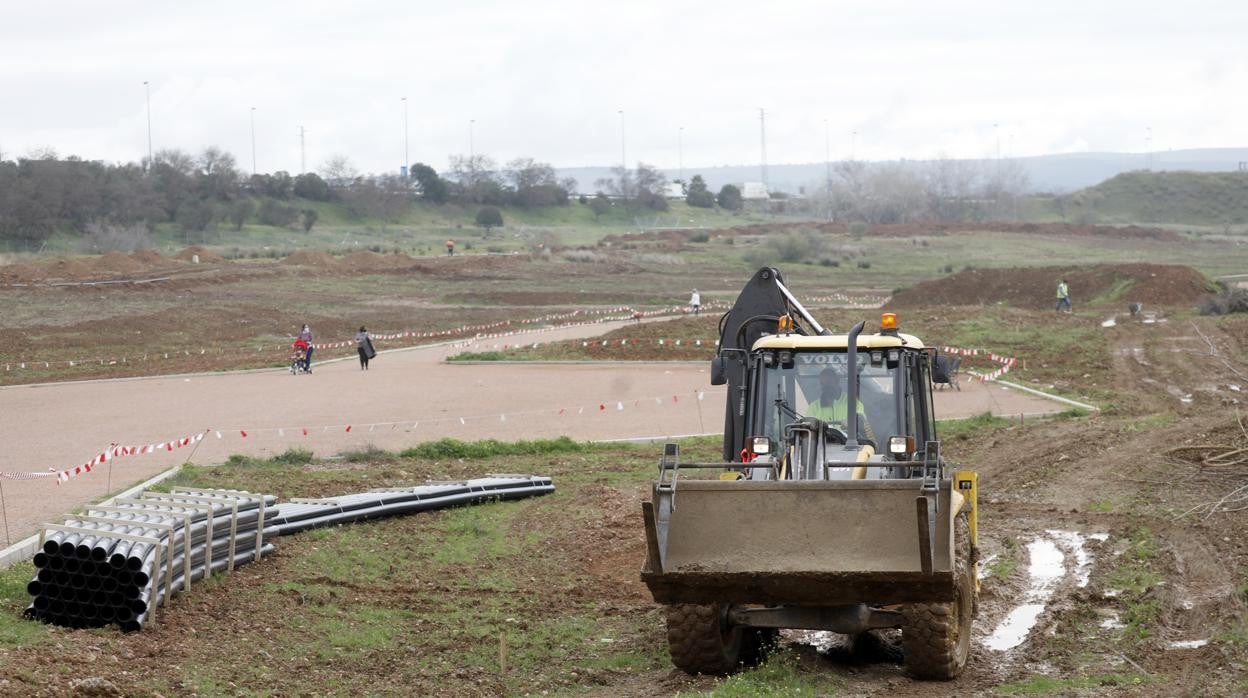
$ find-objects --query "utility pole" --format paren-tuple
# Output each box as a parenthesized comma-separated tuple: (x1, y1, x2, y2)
(249, 106, 257, 174)
(678, 126, 684, 183)
(143, 81, 153, 169)
(469, 119, 475, 160)
(759, 107, 768, 188)
(298, 126, 306, 174)
(823, 119, 832, 191)
(401, 97, 409, 177)
(618, 110, 626, 169)
(1145, 126, 1152, 170)
(851, 130, 857, 161)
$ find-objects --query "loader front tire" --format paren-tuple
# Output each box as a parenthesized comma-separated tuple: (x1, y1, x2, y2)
(901, 514, 974, 680)
(666, 603, 750, 675)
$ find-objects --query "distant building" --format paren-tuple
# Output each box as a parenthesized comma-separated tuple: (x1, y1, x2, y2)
(664, 182, 686, 199)
(741, 182, 770, 200)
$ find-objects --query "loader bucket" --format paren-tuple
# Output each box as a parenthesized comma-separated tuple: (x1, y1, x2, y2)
(642, 479, 960, 607)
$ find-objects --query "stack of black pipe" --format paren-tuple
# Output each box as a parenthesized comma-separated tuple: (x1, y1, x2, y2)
(23, 490, 277, 631)
(22, 475, 555, 631)
(266, 475, 555, 535)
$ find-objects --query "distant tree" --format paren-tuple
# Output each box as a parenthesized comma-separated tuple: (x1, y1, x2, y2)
(717, 184, 744, 211)
(196, 147, 241, 200)
(475, 205, 503, 231)
(505, 157, 569, 208)
(449, 155, 505, 205)
(301, 208, 318, 233)
(685, 175, 715, 208)
(590, 192, 611, 220)
(258, 199, 299, 227)
(319, 155, 358, 188)
(577, 193, 588, 205)
(410, 163, 450, 204)
(293, 172, 330, 201)
(176, 198, 217, 235)
(228, 198, 254, 231)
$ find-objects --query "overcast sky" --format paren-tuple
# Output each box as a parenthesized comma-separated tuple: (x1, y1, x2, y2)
(2, 1, 1245, 176)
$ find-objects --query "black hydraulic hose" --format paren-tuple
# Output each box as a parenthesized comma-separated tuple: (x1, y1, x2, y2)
(845, 320, 866, 451)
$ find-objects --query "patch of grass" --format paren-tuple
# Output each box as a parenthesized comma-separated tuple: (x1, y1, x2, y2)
(1088, 499, 1116, 513)
(446, 351, 510, 362)
(1104, 527, 1165, 639)
(399, 436, 602, 459)
(1051, 408, 1091, 420)
(336, 444, 396, 463)
(987, 537, 1021, 579)
(271, 447, 314, 465)
(939, 412, 1013, 441)
(309, 606, 411, 659)
(685, 650, 833, 696)
(996, 672, 1149, 695)
(0, 563, 53, 649)
(1122, 413, 1177, 432)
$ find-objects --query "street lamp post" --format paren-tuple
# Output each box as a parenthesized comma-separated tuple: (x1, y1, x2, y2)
(678, 126, 684, 182)
(143, 81, 153, 168)
(469, 119, 475, 160)
(823, 119, 832, 191)
(617, 110, 626, 170)
(851, 130, 857, 161)
(250, 107, 257, 174)
(401, 97, 409, 177)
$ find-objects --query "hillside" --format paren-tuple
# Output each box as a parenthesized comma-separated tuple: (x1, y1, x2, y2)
(1046, 170, 1248, 227)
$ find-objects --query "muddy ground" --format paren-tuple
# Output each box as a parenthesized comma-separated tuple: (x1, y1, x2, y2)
(0, 310, 1244, 695)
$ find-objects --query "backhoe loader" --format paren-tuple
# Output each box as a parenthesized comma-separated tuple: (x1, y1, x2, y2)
(641, 267, 979, 679)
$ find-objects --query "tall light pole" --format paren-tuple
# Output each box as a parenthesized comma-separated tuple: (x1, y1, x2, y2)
(618, 110, 626, 169)
(469, 119, 475, 160)
(401, 97, 409, 177)
(143, 81, 153, 168)
(1145, 126, 1152, 170)
(823, 119, 832, 191)
(759, 107, 768, 187)
(298, 125, 306, 174)
(677, 126, 684, 182)
(851, 130, 858, 161)
(249, 106, 257, 174)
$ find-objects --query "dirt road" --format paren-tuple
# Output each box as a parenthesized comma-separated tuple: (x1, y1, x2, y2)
(0, 320, 1061, 543)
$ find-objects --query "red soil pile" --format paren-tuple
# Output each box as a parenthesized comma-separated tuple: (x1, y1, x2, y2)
(890, 263, 1212, 309)
(130, 249, 169, 267)
(42, 258, 94, 281)
(94, 251, 145, 275)
(281, 250, 338, 268)
(174, 246, 225, 263)
(340, 250, 414, 271)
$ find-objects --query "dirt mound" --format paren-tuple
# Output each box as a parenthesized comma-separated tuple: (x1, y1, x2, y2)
(0, 263, 40, 284)
(130, 249, 169, 267)
(42, 257, 95, 281)
(281, 250, 338, 268)
(174, 245, 225, 263)
(891, 263, 1212, 309)
(94, 251, 145, 275)
(340, 250, 414, 271)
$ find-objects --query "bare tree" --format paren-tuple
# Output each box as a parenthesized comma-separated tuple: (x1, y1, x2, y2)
(319, 154, 358, 188)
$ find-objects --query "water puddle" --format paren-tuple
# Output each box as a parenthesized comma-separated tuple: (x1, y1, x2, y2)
(983, 538, 1065, 651)
(982, 531, 1108, 651)
(978, 553, 999, 579)
(1168, 639, 1209, 650)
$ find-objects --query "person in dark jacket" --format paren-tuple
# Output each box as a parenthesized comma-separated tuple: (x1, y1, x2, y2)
(355, 326, 376, 370)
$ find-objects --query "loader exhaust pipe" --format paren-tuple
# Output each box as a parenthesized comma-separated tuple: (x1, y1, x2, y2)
(844, 320, 866, 451)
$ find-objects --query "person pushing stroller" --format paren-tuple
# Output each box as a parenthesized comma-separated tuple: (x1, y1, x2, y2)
(290, 337, 311, 375)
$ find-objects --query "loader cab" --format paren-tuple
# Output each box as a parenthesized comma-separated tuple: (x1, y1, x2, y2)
(743, 332, 938, 467)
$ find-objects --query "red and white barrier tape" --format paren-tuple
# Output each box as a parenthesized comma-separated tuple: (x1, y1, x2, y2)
(937, 345, 1020, 382)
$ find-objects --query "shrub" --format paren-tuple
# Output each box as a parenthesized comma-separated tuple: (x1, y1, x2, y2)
(819, 258, 840, 267)
(688, 231, 710, 243)
(848, 221, 868, 238)
(857, 260, 872, 269)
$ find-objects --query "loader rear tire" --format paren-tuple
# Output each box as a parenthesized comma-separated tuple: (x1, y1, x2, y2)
(901, 514, 974, 680)
(666, 603, 752, 675)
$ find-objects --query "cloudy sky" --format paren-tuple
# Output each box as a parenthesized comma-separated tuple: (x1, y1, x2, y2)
(2, 1, 1245, 175)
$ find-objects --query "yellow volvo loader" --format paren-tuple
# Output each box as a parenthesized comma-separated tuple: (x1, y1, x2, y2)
(641, 267, 979, 679)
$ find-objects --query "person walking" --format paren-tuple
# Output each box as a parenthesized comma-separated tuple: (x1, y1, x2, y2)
(297, 324, 315, 372)
(1056, 279, 1072, 313)
(445, 239, 455, 256)
(689, 288, 701, 315)
(355, 326, 376, 370)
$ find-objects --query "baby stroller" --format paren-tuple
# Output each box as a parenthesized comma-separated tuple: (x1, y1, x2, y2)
(290, 338, 311, 375)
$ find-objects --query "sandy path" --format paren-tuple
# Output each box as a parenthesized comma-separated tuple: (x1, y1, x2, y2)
(0, 320, 1059, 542)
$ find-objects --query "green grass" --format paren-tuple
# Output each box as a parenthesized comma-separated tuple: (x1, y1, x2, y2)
(938, 412, 1013, 442)
(986, 537, 1021, 580)
(1104, 527, 1165, 640)
(0, 563, 53, 648)
(1064, 170, 1248, 227)
(683, 651, 834, 696)
(996, 673, 1149, 695)
(1121, 413, 1177, 432)
(398, 436, 603, 459)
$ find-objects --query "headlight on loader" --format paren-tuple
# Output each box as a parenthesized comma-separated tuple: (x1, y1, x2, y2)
(888, 435, 914, 457)
(751, 436, 771, 455)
